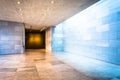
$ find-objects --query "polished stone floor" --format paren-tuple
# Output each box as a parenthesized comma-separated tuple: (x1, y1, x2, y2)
(1, 50, 120, 80)
(0, 49, 94, 80)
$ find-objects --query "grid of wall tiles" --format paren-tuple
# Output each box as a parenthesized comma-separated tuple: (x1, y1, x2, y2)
(53, 0, 120, 64)
(0, 21, 25, 54)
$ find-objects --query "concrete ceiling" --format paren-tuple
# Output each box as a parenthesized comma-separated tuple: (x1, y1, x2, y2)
(0, 0, 99, 30)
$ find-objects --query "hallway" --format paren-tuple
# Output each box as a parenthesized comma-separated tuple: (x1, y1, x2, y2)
(0, 0, 120, 80)
(0, 50, 93, 80)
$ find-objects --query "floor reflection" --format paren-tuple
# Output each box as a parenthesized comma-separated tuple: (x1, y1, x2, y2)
(0, 49, 93, 80)
(54, 52, 120, 80)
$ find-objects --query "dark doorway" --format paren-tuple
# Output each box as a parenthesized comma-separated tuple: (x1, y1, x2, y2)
(25, 29, 45, 49)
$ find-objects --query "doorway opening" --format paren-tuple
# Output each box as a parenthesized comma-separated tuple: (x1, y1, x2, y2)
(25, 29, 45, 49)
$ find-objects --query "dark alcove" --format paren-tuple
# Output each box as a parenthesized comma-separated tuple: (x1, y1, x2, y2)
(25, 29, 45, 49)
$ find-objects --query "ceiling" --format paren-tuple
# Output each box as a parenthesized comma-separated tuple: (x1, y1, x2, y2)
(0, 0, 99, 30)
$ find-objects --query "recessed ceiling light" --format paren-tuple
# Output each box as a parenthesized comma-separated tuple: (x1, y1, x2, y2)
(47, 8, 50, 11)
(20, 13, 23, 15)
(17, 1, 20, 4)
(51, 0, 54, 4)
(44, 13, 46, 16)
(19, 8, 22, 11)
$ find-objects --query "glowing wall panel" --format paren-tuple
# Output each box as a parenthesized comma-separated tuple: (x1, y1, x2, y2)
(52, 25, 64, 52)
(53, 0, 120, 64)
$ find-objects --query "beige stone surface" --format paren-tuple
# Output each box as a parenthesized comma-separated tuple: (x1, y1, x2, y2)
(0, 49, 93, 80)
(0, 0, 99, 29)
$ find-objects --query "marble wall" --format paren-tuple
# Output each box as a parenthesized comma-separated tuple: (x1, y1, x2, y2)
(46, 28, 52, 53)
(0, 21, 25, 54)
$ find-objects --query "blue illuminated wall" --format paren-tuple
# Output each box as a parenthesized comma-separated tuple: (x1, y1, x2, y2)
(52, 0, 120, 64)
(0, 21, 25, 54)
(52, 25, 64, 52)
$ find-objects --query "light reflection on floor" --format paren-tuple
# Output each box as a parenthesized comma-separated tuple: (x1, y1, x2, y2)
(0, 49, 94, 80)
(54, 52, 120, 80)
(1, 50, 120, 80)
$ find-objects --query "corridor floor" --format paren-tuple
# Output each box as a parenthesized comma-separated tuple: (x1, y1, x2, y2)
(0, 50, 93, 80)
